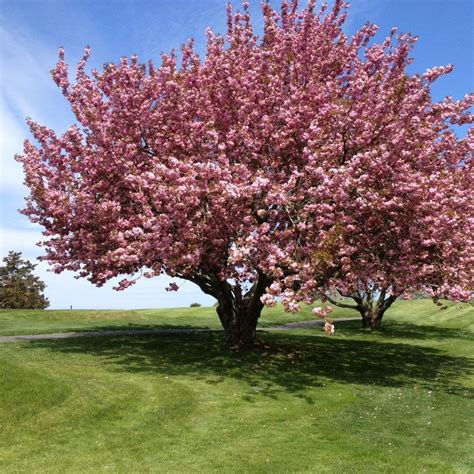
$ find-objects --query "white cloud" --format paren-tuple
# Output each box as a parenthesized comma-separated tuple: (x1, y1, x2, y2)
(0, 102, 26, 191)
(0, 26, 73, 194)
(0, 27, 67, 123)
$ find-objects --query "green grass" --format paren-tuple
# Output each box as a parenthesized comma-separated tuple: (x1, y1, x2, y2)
(0, 300, 473, 472)
(0, 299, 470, 338)
(0, 303, 356, 337)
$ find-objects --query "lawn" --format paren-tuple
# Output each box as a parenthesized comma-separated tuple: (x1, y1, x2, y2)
(0, 302, 359, 337)
(0, 300, 473, 472)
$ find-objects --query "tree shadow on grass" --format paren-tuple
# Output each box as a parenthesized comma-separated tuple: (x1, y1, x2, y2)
(335, 318, 474, 342)
(23, 327, 473, 402)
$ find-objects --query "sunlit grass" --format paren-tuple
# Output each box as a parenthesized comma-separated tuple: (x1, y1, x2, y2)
(0, 303, 332, 336)
(0, 301, 473, 472)
(0, 298, 471, 337)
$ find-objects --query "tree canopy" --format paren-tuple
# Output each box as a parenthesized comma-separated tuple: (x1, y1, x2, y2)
(17, 0, 473, 340)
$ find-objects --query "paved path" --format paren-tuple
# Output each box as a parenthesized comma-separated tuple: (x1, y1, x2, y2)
(264, 317, 358, 330)
(0, 318, 360, 343)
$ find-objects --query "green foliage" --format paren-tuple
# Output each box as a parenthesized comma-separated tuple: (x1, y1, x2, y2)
(0, 251, 49, 309)
(190, 302, 201, 307)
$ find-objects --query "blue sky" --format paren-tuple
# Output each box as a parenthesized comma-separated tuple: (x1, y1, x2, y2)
(0, 0, 472, 309)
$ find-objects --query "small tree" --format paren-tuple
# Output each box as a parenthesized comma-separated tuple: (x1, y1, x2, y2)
(0, 251, 49, 309)
(313, 150, 473, 330)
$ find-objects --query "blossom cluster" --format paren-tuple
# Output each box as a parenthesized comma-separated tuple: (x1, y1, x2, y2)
(312, 306, 333, 318)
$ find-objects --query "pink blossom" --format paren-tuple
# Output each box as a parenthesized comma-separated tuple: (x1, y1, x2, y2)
(260, 293, 276, 307)
(312, 306, 333, 318)
(166, 282, 179, 292)
(324, 323, 335, 336)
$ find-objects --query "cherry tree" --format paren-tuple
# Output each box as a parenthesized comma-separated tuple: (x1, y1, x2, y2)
(17, 0, 473, 342)
(316, 154, 473, 329)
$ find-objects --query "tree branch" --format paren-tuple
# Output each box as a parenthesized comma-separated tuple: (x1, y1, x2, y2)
(324, 292, 360, 310)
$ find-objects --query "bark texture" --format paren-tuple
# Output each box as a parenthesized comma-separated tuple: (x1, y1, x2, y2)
(185, 272, 271, 345)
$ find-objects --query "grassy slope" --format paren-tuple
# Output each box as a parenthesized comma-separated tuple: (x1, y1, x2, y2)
(0, 298, 471, 337)
(0, 303, 357, 336)
(0, 301, 473, 472)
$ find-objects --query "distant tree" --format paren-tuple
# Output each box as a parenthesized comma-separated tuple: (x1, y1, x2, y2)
(0, 251, 49, 309)
(190, 302, 202, 307)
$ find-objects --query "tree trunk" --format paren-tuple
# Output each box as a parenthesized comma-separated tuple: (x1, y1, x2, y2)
(186, 271, 270, 346)
(216, 298, 262, 346)
(325, 288, 398, 331)
(357, 291, 397, 330)
(360, 308, 383, 330)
